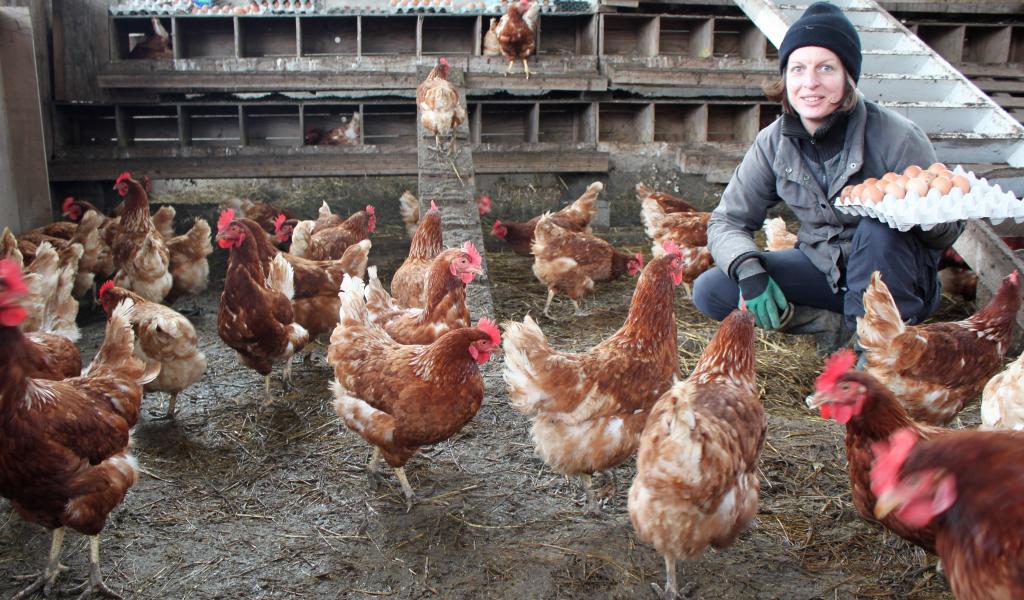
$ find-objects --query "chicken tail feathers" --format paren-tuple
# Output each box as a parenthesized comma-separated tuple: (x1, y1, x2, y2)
(398, 191, 420, 238)
(502, 315, 560, 415)
(265, 253, 295, 300)
(856, 271, 905, 352)
(84, 297, 138, 377)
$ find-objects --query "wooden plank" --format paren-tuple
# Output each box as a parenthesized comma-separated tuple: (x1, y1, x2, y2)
(0, 7, 51, 231)
(953, 219, 1024, 349)
(973, 79, 1024, 94)
(58, 0, 110, 101)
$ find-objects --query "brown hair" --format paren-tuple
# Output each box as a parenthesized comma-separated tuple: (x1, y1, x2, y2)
(762, 72, 859, 115)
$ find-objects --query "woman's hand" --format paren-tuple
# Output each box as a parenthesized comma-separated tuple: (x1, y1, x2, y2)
(739, 272, 788, 329)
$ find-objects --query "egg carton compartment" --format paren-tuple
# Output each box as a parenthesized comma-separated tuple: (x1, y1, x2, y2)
(833, 165, 1024, 231)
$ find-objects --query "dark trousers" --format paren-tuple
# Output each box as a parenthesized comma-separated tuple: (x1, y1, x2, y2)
(693, 218, 943, 331)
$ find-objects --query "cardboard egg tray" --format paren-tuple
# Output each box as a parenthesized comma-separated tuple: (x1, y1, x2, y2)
(833, 165, 1024, 231)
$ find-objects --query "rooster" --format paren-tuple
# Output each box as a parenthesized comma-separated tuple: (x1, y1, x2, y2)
(216, 211, 309, 402)
(390, 200, 443, 308)
(762, 217, 798, 252)
(491, 181, 602, 256)
(503, 242, 685, 510)
(629, 309, 762, 600)
(635, 183, 699, 214)
(329, 274, 501, 509)
(109, 172, 173, 303)
(99, 281, 208, 418)
(872, 428, 1024, 600)
(363, 241, 482, 345)
(531, 215, 643, 317)
(807, 349, 942, 554)
(857, 270, 1021, 426)
(496, 0, 537, 78)
(417, 57, 467, 155)
(0, 259, 157, 599)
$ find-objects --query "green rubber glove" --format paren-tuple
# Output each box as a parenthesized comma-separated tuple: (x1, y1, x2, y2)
(738, 272, 788, 330)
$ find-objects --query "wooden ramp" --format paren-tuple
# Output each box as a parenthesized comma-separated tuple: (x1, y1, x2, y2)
(416, 64, 494, 320)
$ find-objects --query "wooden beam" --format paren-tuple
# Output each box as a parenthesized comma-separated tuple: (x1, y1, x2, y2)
(415, 62, 494, 321)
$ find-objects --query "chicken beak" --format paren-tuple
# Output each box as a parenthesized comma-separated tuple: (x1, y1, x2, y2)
(806, 392, 829, 410)
(873, 489, 903, 519)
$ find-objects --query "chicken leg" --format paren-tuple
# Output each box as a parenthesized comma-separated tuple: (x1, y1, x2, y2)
(522, 59, 531, 80)
(65, 536, 123, 600)
(504, 60, 516, 77)
(366, 447, 383, 489)
(651, 555, 678, 600)
(542, 289, 555, 318)
(393, 467, 417, 511)
(12, 527, 66, 600)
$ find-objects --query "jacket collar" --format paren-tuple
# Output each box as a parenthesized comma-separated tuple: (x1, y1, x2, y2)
(773, 98, 867, 200)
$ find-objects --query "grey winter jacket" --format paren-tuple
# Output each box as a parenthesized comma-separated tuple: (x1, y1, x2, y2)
(708, 97, 963, 292)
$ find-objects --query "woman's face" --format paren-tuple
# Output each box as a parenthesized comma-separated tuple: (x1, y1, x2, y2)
(785, 46, 847, 133)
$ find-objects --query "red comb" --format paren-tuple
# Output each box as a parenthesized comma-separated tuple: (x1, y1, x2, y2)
(217, 209, 235, 233)
(477, 318, 501, 346)
(114, 171, 132, 187)
(635, 252, 645, 268)
(462, 240, 482, 268)
(99, 280, 115, 299)
(0, 259, 26, 294)
(439, 57, 449, 66)
(274, 213, 287, 232)
(815, 349, 857, 393)
(62, 197, 75, 212)
(365, 205, 375, 215)
(870, 428, 920, 497)
(430, 200, 439, 212)
(662, 240, 681, 257)
(1011, 270, 1020, 285)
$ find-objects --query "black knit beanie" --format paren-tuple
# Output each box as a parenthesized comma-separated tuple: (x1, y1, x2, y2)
(778, 2, 862, 83)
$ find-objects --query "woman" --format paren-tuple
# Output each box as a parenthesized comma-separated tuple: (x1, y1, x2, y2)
(693, 2, 962, 352)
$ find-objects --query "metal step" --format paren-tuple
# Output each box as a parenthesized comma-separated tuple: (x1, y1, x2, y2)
(733, 0, 1024, 167)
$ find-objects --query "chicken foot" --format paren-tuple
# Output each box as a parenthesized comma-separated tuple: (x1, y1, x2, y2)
(523, 59, 532, 80)
(64, 536, 124, 600)
(151, 391, 179, 420)
(504, 60, 516, 77)
(393, 467, 417, 512)
(12, 527, 66, 600)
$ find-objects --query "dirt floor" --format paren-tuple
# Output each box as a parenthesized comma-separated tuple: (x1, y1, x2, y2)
(0, 205, 974, 599)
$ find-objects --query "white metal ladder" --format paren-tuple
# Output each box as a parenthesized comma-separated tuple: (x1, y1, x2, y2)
(734, 0, 1024, 167)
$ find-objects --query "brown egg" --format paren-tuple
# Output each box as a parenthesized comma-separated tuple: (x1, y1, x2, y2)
(852, 183, 866, 200)
(903, 165, 923, 178)
(950, 174, 971, 194)
(919, 170, 936, 183)
(931, 176, 953, 195)
(233, 5, 248, 14)
(927, 162, 948, 175)
(906, 177, 930, 197)
(881, 172, 899, 183)
(862, 185, 884, 203)
(894, 174, 910, 187)
(884, 182, 907, 199)
(863, 177, 879, 188)
(840, 185, 853, 200)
